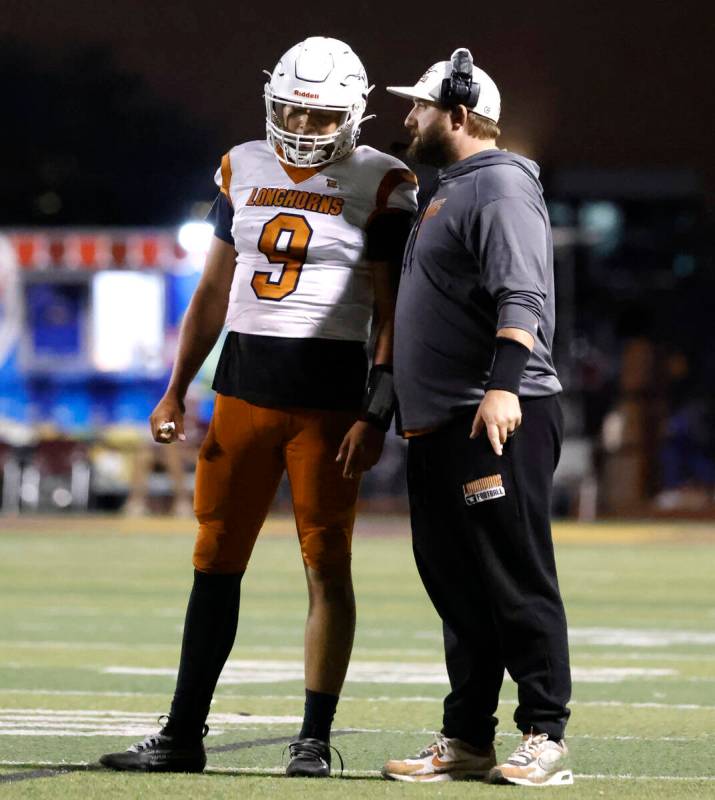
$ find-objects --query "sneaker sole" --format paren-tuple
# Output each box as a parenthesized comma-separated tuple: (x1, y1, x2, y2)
(382, 768, 490, 783)
(491, 768, 574, 787)
(99, 755, 205, 773)
(101, 764, 206, 773)
(285, 770, 331, 778)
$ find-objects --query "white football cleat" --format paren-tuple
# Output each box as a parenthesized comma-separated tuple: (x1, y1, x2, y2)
(382, 733, 495, 782)
(488, 732, 573, 787)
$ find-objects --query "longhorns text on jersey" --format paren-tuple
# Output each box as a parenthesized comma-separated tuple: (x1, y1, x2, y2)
(215, 141, 417, 342)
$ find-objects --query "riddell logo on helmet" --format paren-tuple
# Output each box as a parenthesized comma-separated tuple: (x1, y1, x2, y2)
(294, 90, 319, 99)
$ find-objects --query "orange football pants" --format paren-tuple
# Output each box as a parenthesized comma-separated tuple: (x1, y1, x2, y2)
(192, 395, 361, 574)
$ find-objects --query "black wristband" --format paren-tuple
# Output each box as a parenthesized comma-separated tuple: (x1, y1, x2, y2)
(359, 365, 395, 431)
(485, 337, 530, 395)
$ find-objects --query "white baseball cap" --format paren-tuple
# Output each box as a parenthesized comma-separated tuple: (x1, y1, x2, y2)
(387, 55, 501, 123)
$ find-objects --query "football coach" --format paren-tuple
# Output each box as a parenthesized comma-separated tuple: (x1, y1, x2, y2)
(381, 50, 573, 787)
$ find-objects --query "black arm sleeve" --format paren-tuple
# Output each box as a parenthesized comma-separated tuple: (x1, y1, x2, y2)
(364, 209, 414, 265)
(206, 192, 234, 245)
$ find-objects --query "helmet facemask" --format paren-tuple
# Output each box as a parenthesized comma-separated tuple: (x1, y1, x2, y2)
(264, 37, 372, 168)
(265, 86, 365, 168)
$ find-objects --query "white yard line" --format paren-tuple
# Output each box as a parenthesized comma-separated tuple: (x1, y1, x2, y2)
(570, 667, 676, 682)
(0, 641, 177, 651)
(577, 774, 715, 782)
(341, 697, 715, 710)
(102, 660, 677, 684)
(0, 690, 170, 698)
(208, 768, 715, 781)
(2, 690, 715, 711)
(568, 652, 715, 662)
(340, 696, 715, 711)
(0, 730, 204, 737)
(0, 761, 713, 781)
(0, 640, 439, 658)
(337, 729, 707, 742)
(568, 628, 715, 647)
(0, 710, 710, 742)
(0, 709, 301, 736)
(0, 709, 300, 722)
(4, 626, 715, 650)
(497, 732, 709, 742)
(415, 627, 715, 647)
(569, 700, 715, 710)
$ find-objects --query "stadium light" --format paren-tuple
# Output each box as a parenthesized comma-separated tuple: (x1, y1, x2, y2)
(177, 221, 213, 257)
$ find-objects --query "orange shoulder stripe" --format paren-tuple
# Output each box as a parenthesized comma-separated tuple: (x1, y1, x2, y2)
(375, 168, 418, 210)
(220, 153, 233, 205)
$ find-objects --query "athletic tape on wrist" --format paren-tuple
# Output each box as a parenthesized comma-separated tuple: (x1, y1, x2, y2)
(485, 337, 531, 394)
(360, 365, 395, 431)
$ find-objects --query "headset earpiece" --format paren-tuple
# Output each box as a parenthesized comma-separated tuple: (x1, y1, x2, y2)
(440, 48, 480, 109)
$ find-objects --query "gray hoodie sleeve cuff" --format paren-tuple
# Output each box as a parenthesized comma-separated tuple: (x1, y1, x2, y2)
(497, 301, 540, 335)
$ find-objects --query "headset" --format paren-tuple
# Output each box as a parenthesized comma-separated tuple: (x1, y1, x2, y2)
(439, 48, 480, 108)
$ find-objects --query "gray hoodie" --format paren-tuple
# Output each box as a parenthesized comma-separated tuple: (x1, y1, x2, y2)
(394, 149, 562, 431)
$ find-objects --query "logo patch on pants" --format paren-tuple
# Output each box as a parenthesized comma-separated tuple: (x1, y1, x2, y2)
(463, 474, 505, 505)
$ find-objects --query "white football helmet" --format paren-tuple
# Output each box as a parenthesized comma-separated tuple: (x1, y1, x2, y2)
(265, 37, 372, 168)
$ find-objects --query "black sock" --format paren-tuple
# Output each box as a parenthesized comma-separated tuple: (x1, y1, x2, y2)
(298, 689, 339, 742)
(165, 569, 243, 738)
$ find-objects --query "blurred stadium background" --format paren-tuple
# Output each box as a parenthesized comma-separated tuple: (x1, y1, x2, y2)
(1, 1, 713, 519)
(1, 164, 711, 518)
(1, 1, 713, 795)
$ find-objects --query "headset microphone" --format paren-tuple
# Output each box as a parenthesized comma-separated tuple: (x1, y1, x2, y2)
(439, 48, 480, 109)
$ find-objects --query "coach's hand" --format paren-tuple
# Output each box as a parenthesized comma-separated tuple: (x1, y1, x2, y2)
(471, 389, 522, 456)
(336, 420, 385, 479)
(149, 393, 187, 444)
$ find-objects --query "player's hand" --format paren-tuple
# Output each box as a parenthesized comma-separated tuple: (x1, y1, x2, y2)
(470, 389, 522, 456)
(149, 393, 187, 444)
(336, 420, 386, 479)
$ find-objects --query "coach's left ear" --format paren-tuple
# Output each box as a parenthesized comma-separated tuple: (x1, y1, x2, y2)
(450, 104, 469, 131)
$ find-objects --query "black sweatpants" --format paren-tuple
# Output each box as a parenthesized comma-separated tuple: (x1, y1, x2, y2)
(407, 394, 571, 746)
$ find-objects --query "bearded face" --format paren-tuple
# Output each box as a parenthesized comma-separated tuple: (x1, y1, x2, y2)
(405, 104, 459, 168)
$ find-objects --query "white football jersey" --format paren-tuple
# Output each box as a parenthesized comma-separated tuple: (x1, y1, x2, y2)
(215, 140, 418, 342)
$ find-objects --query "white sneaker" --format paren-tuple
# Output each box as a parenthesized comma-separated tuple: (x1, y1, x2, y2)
(382, 733, 495, 782)
(489, 732, 573, 787)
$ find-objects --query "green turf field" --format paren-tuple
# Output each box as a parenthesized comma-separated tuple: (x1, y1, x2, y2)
(1, 516, 714, 798)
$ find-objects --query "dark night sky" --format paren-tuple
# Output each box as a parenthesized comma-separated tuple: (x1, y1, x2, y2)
(2, 0, 714, 212)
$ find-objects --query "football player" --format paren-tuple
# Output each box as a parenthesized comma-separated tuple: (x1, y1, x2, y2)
(99, 37, 417, 777)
